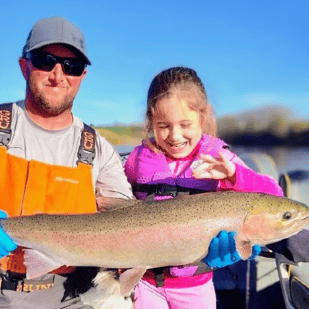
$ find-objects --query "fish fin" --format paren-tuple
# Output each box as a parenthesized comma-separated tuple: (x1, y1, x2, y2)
(235, 235, 253, 260)
(24, 249, 63, 279)
(119, 267, 147, 297)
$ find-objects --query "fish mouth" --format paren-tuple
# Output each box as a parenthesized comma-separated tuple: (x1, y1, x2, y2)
(298, 215, 309, 227)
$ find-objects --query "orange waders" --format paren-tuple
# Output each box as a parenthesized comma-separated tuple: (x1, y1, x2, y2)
(0, 105, 97, 275)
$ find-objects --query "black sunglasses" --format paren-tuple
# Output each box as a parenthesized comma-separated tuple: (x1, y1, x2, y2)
(25, 51, 86, 76)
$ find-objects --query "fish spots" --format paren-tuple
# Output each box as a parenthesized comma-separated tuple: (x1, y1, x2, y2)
(2, 191, 309, 269)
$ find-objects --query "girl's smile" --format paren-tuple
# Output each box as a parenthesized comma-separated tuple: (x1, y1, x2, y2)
(153, 96, 202, 159)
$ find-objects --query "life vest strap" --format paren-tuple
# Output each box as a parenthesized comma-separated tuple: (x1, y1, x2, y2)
(133, 183, 207, 199)
(0, 103, 97, 165)
(0, 103, 13, 148)
(77, 123, 96, 165)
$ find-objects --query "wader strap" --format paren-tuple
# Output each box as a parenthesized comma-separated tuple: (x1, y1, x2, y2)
(0, 103, 13, 148)
(77, 123, 96, 165)
(189, 261, 212, 275)
(151, 267, 166, 287)
(133, 183, 207, 200)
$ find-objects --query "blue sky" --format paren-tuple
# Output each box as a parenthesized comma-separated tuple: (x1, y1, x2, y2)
(1, 0, 309, 125)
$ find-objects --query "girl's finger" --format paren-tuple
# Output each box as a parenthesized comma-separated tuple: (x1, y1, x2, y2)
(217, 151, 229, 163)
(199, 154, 217, 163)
(195, 162, 217, 176)
(192, 162, 211, 173)
(193, 171, 213, 179)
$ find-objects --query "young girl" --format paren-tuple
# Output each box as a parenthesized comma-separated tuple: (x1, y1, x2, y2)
(124, 67, 283, 309)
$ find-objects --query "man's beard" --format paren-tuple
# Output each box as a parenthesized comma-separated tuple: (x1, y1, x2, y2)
(26, 80, 74, 117)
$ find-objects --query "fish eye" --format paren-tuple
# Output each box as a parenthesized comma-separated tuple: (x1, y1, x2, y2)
(283, 212, 292, 220)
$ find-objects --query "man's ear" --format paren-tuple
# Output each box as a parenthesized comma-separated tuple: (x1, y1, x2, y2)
(81, 68, 87, 81)
(19, 58, 30, 80)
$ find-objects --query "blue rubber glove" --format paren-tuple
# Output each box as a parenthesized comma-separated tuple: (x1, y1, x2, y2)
(203, 231, 261, 268)
(0, 211, 17, 258)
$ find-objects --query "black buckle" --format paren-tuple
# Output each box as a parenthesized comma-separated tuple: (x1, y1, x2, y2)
(0, 274, 20, 291)
(155, 184, 178, 197)
(77, 146, 95, 165)
(0, 129, 11, 147)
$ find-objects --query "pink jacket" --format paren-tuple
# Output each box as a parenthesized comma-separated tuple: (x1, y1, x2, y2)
(124, 134, 283, 288)
(125, 134, 283, 199)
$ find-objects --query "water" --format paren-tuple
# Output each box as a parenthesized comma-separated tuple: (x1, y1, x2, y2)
(116, 145, 309, 176)
(232, 146, 309, 175)
(116, 144, 136, 155)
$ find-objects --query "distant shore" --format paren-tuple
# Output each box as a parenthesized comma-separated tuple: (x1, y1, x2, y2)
(220, 131, 309, 147)
(96, 125, 309, 148)
(95, 126, 144, 146)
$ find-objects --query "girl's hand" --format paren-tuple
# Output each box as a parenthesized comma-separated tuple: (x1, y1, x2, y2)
(191, 151, 236, 182)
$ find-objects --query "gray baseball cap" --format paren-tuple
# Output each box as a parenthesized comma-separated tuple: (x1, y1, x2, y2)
(22, 16, 91, 65)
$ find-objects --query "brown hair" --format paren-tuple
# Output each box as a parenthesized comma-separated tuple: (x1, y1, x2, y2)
(145, 67, 217, 144)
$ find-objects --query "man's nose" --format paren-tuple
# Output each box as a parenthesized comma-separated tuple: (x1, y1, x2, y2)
(49, 63, 65, 83)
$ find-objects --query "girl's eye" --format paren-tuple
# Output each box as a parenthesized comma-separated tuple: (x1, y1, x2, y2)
(181, 124, 191, 128)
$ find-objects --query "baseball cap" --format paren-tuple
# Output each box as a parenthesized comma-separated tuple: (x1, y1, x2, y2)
(22, 16, 91, 65)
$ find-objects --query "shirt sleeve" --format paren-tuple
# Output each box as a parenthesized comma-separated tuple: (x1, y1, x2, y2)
(95, 134, 134, 200)
(217, 149, 284, 197)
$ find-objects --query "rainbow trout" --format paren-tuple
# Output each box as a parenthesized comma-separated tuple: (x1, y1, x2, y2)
(1, 191, 309, 299)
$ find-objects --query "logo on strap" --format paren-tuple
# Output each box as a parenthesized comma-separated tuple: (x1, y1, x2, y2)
(0, 103, 13, 148)
(77, 124, 96, 165)
(83, 131, 95, 151)
(0, 110, 10, 130)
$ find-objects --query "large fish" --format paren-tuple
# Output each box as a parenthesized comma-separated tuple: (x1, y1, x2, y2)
(1, 191, 309, 308)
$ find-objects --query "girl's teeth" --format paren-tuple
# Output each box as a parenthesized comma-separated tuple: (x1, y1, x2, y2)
(172, 142, 186, 148)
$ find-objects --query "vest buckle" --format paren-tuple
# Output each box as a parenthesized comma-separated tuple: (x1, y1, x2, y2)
(77, 146, 95, 165)
(0, 129, 11, 147)
(155, 184, 178, 197)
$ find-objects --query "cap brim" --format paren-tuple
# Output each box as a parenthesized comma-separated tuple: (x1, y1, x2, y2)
(26, 42, 91, 65)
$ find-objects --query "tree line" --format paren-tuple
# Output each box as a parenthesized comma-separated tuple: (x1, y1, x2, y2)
(217, 106, 309, 146)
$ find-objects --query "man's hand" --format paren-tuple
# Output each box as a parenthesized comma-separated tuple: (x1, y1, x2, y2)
(0, 211, 17, 258)
(203, 231, 261, 268)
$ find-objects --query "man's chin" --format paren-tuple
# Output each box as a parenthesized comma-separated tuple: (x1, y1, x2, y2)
(32, 97, 73, 117)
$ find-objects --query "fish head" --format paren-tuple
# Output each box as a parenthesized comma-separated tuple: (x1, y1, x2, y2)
(242, 194, 309, 245)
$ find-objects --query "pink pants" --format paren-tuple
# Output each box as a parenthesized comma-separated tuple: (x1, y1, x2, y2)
(133, 279, 216, 309)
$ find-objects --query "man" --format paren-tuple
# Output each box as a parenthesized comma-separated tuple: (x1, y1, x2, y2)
(0, 16, 133, 308)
